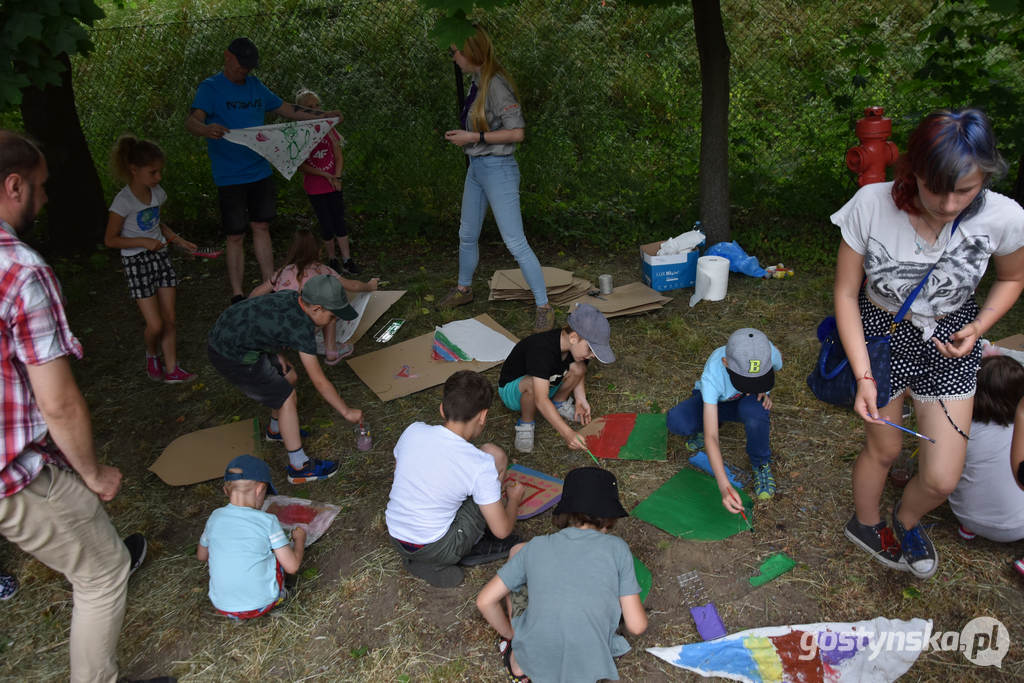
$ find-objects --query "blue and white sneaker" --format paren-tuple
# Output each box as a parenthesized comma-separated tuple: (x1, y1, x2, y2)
(0, 572, 18, 600)
(286, 458, 339, 485)
(893, 501, 938, 579)
(265, 426, 310, 443)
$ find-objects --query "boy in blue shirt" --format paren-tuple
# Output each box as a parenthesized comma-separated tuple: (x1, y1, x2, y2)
(197, 455, 306, 619)
(667, 328, 783, 509)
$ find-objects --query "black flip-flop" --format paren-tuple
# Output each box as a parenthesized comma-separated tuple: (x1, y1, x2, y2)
(499, 638, 530, 683)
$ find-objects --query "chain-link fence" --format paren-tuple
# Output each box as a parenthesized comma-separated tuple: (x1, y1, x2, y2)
(72, 0, 979, 243)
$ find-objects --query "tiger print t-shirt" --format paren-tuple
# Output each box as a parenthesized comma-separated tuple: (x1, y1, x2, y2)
(207, 290, 318, 364)
(832, 182, 1024, 340)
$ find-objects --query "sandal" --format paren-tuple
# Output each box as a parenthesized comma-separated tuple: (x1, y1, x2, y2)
(325, 343, 354, 366)
(499, 637, 530, 682)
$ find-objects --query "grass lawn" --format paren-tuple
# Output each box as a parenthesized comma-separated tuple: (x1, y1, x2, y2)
(1, 221, 1022, 681)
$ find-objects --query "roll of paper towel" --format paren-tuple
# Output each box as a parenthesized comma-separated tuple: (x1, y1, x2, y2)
(689, 255, 730, 307)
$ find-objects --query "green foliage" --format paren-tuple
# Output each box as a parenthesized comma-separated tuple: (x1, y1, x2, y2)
(0, 0, 106, 108)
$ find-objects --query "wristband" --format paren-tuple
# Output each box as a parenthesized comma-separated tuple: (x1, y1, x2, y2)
(479, 131, 485, 144)
(857, 372, 877, 389)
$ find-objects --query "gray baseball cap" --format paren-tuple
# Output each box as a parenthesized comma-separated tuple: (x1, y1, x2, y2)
(725, 328, 775, 394)
(301, 274, 358, 320)
(567, 303, 615, 363)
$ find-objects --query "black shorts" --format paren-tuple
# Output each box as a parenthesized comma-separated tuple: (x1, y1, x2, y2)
(122, 249, 177, 299)
(217, 176, 277, 236)
(859, 290, 981, 403)
(308, 190, 347, 240)
(207, 346, 293, 409)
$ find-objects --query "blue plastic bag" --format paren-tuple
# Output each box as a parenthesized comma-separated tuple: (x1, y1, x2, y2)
(705, 241, 766, 278)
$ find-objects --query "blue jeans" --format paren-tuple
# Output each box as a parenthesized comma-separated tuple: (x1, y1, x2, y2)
(666, 390, 772, 469)
(457, 155, 547, 306)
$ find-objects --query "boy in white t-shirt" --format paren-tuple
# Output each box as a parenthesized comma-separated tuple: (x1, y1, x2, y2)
(386, 371, 526, 588)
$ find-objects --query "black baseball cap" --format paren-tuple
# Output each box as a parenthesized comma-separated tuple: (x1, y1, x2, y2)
(228, 37, 259, 69)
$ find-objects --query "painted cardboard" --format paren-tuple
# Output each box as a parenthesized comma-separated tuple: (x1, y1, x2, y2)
(346, 314, 519, 401)
(149, 418, 259, 486)
(347, 290, 407, 345)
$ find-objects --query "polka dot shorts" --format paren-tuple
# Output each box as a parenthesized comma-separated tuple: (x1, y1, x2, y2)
(859, 290, 981, 403)
(122, 249, 177, 300)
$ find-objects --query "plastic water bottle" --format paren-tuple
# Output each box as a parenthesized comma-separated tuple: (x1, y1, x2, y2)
(356, 422, 372, 451)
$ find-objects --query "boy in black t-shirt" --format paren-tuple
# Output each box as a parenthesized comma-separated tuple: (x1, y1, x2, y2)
(497, 304, 615, 453)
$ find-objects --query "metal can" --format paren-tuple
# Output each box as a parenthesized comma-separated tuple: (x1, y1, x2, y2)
(598, 274, 614, 295)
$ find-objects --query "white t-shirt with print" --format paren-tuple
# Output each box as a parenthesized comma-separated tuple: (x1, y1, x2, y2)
(385, 422, 501, 544)
(831, 182, 1024, 339)
(109, 184, 167, 257)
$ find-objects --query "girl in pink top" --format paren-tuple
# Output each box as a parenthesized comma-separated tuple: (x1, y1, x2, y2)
(249, 228, 378, 364)
(295, 89, 360, 275)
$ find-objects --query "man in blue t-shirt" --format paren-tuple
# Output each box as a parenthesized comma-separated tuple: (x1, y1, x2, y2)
(186, 37, 342, 304)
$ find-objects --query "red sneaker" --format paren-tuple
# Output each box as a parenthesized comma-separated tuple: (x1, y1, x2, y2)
(146, 356, 163, 381)
(163, 366, 197, 384)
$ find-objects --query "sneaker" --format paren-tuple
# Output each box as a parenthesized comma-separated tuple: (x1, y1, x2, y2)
(958, 524, 976, 541)
(1014, 558, 1024, 578)
(342, 258, 362, 275)
(554, 398, 576, 423)
(0, 572, 18, 600)
(230, 294, 245, 306)
(514, 421, 535, 453)
(124, 533, 147, 576)
(286, 458, 339, 484)
(754, 463, 776, 500)
(146, 356, 163, 381)
(533, 305, 555, 333)
(893, 503, 938, 579)
(163, 366, 197, 384)
(459, 531, 522, 567)
(329, 258, 341, 272)
(844, 515, 904, 570)
(404, 559, 464, 588)
(265, 426, 311, 443)
(685, 433, 705, 451)
(325, 343, 354, 366)
(436, 286, 474, 310)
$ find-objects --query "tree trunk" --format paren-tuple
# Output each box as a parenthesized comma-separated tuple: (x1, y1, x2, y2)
(692, 0, 730, 246)
(19, 53, 106, 255)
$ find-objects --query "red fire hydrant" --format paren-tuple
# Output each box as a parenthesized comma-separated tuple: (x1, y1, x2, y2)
(845, 106, 899, 186)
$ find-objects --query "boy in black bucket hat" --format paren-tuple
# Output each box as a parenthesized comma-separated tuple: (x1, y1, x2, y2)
(476, 467, 647, 683)
(666, 327, 784, 508)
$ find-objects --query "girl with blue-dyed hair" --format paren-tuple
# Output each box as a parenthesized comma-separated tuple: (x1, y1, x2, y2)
(830, 108, 1024, 579)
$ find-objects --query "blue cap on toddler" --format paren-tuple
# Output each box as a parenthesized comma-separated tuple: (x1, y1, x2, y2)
(224, 454, 277, 494)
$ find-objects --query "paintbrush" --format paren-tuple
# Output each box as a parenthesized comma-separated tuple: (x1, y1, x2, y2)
(576, 435, 601, 466)
(881, 419, 935, 443)
(730, 490, 753, 531)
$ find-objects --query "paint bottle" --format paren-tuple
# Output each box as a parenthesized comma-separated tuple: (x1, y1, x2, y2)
(356, 422, 372, 451)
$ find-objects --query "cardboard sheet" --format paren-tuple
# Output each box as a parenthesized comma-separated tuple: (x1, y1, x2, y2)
(506, 464, 563, 519)
(578, 413, 668, 461)
(633, 468, 752, 541)
(563, 281, 671, 317)
(346, 314, 518, 401)
(149, 418, 259, 486)
(491, 266, 574, 291)
(315, 290, 406, 354)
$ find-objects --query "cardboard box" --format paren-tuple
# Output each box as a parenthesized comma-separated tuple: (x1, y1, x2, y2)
(640, 241, 701, 291)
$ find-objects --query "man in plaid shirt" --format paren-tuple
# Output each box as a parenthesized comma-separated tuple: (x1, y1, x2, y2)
(0, 131, 149, 683)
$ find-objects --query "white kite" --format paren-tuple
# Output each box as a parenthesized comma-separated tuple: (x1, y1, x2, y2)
(222, 117, 339, 180)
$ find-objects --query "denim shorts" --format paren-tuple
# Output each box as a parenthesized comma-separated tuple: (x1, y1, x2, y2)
(207, 346, 293, 409)
(217, 175, 276, 235)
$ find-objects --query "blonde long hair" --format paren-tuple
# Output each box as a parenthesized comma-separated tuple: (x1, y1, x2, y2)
(462, 27, 517, 133)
